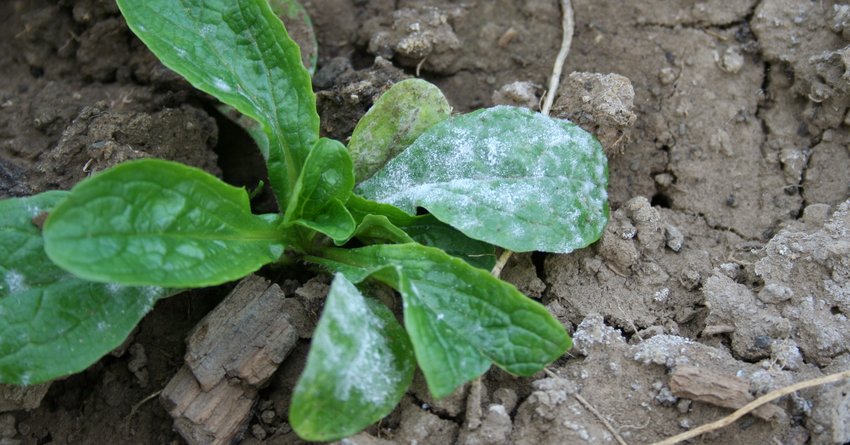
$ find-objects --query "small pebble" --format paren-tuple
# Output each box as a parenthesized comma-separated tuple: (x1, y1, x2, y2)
(717, 46, 744, 73)
(251, 424, 267, 440)
(665, 224, 684, 252)
(658, 67, 677, 85)
(261, 409, 276, 424)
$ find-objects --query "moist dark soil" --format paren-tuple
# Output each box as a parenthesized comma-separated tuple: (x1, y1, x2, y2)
(1, 0, 849, 444)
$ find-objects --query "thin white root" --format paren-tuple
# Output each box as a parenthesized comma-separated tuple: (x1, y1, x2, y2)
(125, 390, 162, 421)
(540, 0, 574, 116)
(490, 249, 513, 277)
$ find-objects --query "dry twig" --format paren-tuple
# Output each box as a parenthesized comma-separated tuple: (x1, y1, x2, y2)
(650, 369, 850, 445)
(574, 393, 630, 445)
(543, 369, 629, 445)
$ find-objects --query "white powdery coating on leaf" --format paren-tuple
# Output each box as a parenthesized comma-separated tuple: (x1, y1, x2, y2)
(141, 286, 164, 312)
(4, 270, 27, 294)
(314, 277, 400, 405)
(25, 205, 41, 218)
(357, 106, 607, 252)
(212, 77, 232, 93)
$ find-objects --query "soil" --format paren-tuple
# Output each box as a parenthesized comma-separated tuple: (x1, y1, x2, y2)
(1, 0, 849, 444)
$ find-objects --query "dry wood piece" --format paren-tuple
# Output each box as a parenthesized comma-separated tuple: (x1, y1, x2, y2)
(161, 366, 256, 445)
(668, 365, 785, 421)
(161, 275, 301, 445)
(185, 275, 299, 391)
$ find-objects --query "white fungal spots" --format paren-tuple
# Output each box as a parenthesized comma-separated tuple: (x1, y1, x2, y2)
(307, 276, 401, 405)
(199, 24, 214, 37)
(356, 106, 608, 253)
(4, 270, 26, 295)
(106, 283, 123, 295)
(25, 205, 41, 218)
(212, 77, 232, 93)
(139, 286, 164, 312)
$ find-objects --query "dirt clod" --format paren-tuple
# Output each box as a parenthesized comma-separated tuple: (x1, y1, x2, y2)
(395, 400, 459, 445)
(0, 384, 50, 413)
(552, 72, 636, 153)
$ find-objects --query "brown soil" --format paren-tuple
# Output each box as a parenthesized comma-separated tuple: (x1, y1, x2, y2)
(1, 0, 849, 444)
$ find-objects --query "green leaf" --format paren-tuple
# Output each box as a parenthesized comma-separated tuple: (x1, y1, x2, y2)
(396, 273, 491, 397)
(0, 192, 174, 385)
(346, 195, 495, 269)
(290, 274, 415, 441)
(346, 194, 417, 225)
(216, 0, 316, 155)
(343, 214, 415, 246)
(268, 0, 317, 74)
(348, 79, 452, 182)
(116, 0, 319, 205)
(401, 217, 496, 270)
(313, 243, 571, 397)
(293, 198, 355, 242)
(43, 159, 285, 288)
(285, 138, 355, 241)
(356, 106, 609, 253)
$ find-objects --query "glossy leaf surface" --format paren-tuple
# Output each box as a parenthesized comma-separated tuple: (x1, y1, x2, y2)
(314, 243, 571, 397)
(290, 274, 414, 440)
(0, 192, 173, 384)
(346, 195, 495, 269)
(357, 106, 609, 253)
(44, 159, 284, 287)
(286, 138, 355, 241)
(268, 0, 317, 74)
(116, 0, 319, 205)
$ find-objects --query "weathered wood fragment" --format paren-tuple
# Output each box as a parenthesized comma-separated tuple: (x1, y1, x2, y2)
(185, 275, 298, 391)
(162, 275, 302, 445)
(161, 366, 256, 445)
(669, 365, 786, 421)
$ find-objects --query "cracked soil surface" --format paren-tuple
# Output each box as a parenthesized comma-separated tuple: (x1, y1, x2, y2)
(1, 0, 849, 444)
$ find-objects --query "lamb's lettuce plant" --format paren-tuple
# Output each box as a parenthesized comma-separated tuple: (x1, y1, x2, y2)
(0, 0, 608, 441)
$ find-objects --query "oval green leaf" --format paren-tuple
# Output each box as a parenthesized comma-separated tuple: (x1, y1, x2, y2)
(0, 192, 174, 385)
(43, 159, 285, 288)
(348, 79, 452, 182)
(346, 195, 496, 269)
(290, 274, 415, 441)
(269, 0, 317, 74)
(396, 272, 491, 397)
(116, 0, 319, 205)
(314, 243, 571, 397)
(356, 106, 609, 253)
(285, 138, 356, 241)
